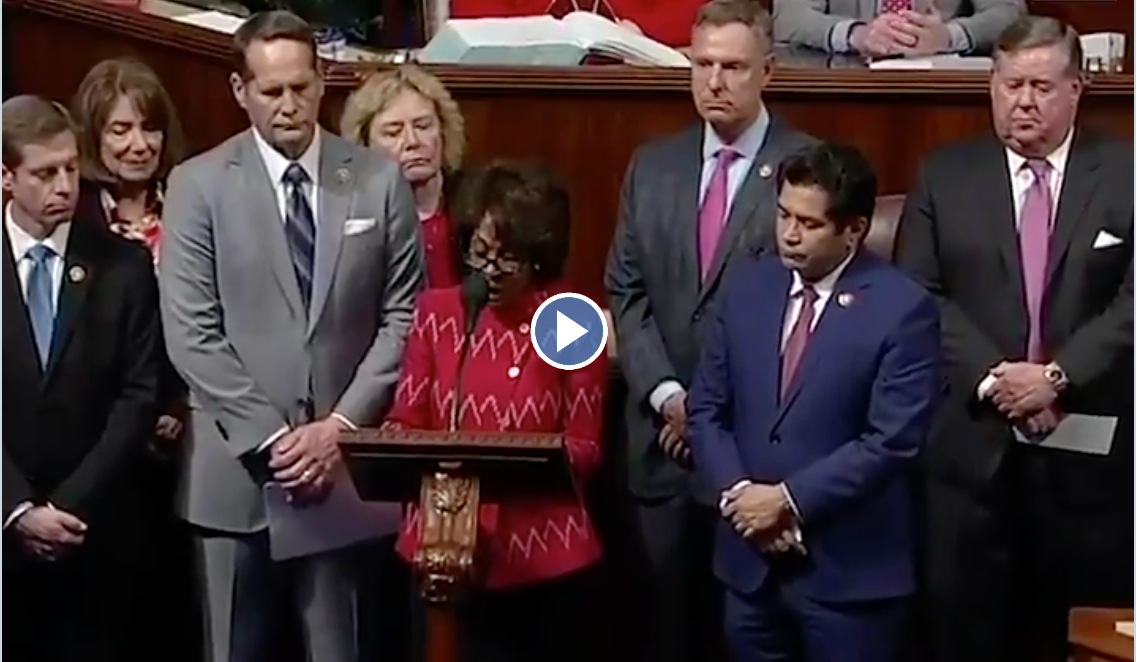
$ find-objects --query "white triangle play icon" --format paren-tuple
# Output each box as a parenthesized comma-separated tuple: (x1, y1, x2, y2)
(555, 311, 588, 352)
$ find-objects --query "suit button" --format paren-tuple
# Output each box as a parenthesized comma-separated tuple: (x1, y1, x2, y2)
(693, 311, 702, 322)
(771, 436, 781, 445)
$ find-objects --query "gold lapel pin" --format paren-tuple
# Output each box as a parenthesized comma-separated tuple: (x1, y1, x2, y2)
(336, 167, 351, 184)
(758, 164, 773, 179)
(837, 292, 854, 307)
(68, 265, 87, 283)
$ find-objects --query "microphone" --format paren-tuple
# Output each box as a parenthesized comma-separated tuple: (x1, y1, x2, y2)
(451, 273, 490, 430)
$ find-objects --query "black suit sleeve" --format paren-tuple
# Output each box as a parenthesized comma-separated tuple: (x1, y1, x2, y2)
(604, 152, 680, 407)
(3, 448, 36, 522)
(1055, 252, 1133, 393)
(51, 249, 161, 515)
(894, 160, 1005, 398)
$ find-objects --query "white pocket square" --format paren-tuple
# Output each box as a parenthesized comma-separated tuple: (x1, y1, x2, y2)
(1092, 229, 1123, 249)
(344, 218, 377, 236)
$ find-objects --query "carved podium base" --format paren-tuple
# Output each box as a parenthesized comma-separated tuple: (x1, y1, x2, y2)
(414, 470, 481, 662)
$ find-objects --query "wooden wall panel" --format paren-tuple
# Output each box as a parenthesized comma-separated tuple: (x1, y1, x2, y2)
(5, 0, 1134, 301)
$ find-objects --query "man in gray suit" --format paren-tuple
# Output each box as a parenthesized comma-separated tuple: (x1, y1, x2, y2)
(160, 11, 422, 662)
(605, 2, 814, 660)
(773, 0, 1024, 58)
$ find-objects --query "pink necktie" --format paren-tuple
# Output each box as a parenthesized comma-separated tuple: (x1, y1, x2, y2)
(781, 285, 819, 397)
(881, 0, 913, 13)
(1019, 159, 1053, 362)
(699, 148, 739, 281)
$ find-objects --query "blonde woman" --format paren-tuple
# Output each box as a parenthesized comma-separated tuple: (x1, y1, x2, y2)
(342, 64, 466, 288)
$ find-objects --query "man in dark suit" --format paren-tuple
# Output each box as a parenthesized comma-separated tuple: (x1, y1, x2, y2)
(894, 16, 1133, 662)
(605, 1, 815, 659)
(1, 95, 161, 662)
(688, 143, 941, 662)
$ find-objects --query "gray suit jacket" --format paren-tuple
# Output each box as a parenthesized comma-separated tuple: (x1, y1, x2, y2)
(773, 0, 1025, 55)
(605, 118, 815, 500)
(160, 129, 424, 532)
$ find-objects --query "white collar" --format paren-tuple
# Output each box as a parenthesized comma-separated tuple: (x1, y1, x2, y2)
(789, 248, 857, 299)
(252, 127, 322, 187)
(702, 105, 771, 161)
(5, 201, 71, 262)
(1005, 127, 1074, 177)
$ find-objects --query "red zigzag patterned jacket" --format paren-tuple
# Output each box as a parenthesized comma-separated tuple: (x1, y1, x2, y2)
(387, 284, 609, 589)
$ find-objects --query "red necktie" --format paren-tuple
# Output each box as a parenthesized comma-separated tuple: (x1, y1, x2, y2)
(781, 285, 819, 397)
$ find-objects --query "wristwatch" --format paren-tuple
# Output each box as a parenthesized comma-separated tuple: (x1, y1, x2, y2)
(1043, 362, 1069, 391)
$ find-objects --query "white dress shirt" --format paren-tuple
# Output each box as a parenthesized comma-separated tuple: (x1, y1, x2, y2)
(648, 108, 773, 414)
(976, 128, 1074, 399)
(3, 203, 72, 528)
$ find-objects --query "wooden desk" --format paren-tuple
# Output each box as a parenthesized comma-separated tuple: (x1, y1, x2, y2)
(6, 0, 1134, 300)
(1070, 608, 1135, 662)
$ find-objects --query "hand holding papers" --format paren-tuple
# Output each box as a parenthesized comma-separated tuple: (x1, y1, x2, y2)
(419, 11, 690, 67)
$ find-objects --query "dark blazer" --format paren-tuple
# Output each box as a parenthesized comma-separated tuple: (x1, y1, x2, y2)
(605, 117, 817, 499)
(76, 178, 186, 419)
(2, 215, 161, 561)
(894, 130, 1133, 505)
(689, 251, 941, 601)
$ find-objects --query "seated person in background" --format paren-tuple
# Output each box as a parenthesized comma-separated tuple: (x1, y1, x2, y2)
(70, 56, 197, 661)
(385, 161, 609, 662)
(773, 0, 1025, 58)
(342, 64, 463, 288)
(449, 0, 703, 47)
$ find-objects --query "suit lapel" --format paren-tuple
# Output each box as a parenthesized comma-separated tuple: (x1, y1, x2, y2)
(236, 132, 305, 321)
(697, 118, 792, 308)
(756, 268, 790, 419)
(980, 145, 1026, 310)
(309, 133, 352, 338)
(45, 220, 97, 379)
(2, 226, 42, 382)
(772, 252, 873, 429)
(1046, 133, 1101, 287)
(669, 127, 702, 298)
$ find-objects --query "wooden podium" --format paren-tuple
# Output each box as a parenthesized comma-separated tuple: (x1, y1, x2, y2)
(339, 427, 572, 662)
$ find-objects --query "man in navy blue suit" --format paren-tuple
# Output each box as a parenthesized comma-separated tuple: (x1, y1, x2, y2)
(688, 143, 942, 662)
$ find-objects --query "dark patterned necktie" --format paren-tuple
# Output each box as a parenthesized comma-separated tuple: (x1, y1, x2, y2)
(283, 163, 316, 310)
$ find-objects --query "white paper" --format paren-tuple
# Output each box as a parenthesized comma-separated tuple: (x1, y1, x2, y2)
(264, 470, 401, 561)
(1013, 413, 1117, 455)
(169, 10, 245, 35)
(869, 55, 992, 70)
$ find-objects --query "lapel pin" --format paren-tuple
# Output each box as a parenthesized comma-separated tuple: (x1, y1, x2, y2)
(758, 164, 773, 179)
(837, 292, 854, 307)
(68, 265, 87, 283)
(336, 167, 351, 184)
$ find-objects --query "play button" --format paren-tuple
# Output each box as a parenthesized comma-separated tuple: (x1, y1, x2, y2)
(531, 292, 609, 370)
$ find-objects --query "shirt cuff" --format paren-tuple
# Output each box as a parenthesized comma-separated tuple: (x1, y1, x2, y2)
(4, 501, 34, 529)
(977, 374, 997, 401)
(945, 21, 972, 53)
(256, 425, 291, 452)
(830, 19, 862, 53)
(780, 482, 802, 522)
(330, 412, 358, 431)
(719, 479, 753, 510)
(648, 381, 685, 414)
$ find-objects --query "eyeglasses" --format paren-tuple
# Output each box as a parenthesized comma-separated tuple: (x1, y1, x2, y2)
(465, 252, 523, 276)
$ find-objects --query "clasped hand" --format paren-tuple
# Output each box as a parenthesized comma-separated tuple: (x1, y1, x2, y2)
(15, 505, 87, 561)
(657, 393, 690, 466)
(854, 10, 950, 59)
(269, 417, 348, 505)
(720, 483, 804, 556)
(987, 362, 1062, 436)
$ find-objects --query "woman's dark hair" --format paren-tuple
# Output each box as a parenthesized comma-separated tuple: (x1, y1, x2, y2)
(452, 161, 571, 284)
(71, 58, 184, 185)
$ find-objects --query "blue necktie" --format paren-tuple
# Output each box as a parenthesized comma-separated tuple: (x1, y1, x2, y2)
(26, 243, 56, 367)
(283, 163, 316, 311)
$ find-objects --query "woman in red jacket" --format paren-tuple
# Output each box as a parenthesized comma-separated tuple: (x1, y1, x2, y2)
(385, 161, 608, 662)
